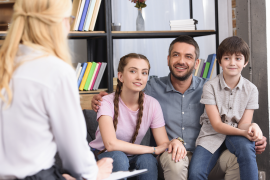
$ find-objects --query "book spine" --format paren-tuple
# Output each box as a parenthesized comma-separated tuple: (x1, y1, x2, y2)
(207, 54, 216, 79)
(77, 62, 87, 88)
(90, 62, 101, 90)
(88, 62, 98, 90)
(89, 0, 101, 31)
(78, 0, 90, 31)
(194, 59, 201, 76)
(93, 62, 106, 90)
(202, 62, 210, 78)
(77, 67, 82, 80)
(75, 62, 81, 75)
(84, 62, 97, 90)
(79, 62, 92, 91)
(210, 58, 217, 79)
(83, 0, 96, 31)
(74, 0, 86, 30)
(200, 63, 206, 77)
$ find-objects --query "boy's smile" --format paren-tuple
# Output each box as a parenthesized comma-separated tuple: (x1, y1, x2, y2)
(219, 53, 247, 78)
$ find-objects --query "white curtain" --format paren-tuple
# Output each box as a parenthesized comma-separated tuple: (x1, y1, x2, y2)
(111, 0, 232, 78)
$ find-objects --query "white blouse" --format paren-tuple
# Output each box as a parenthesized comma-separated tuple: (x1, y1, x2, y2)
(0, 45, 98, 180)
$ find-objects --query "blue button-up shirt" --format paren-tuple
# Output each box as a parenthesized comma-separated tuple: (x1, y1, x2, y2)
(144, 74, 207, 152)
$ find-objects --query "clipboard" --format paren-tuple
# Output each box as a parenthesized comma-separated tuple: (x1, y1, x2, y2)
(103, 169, 148, 180)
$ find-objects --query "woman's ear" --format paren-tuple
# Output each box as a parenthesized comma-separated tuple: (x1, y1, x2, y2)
(118, 72, 123, 83)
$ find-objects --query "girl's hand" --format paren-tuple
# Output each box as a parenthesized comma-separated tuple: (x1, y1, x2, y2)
(155, 142, 169, 155)
(168, 139, 187, 162)
(248, 123, 263, 141)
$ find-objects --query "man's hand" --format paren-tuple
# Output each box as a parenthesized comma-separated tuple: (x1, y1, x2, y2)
(167, 139, 187, 163)
(91, 91, 108, 112)
(255, 136, 267, 154)
(248, 123, 263, 141)
(96, 157, 113, 180)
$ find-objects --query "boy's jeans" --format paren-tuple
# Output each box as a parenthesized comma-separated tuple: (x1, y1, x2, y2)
(97, 150, 158, 180)
(188, 135, 257, 180)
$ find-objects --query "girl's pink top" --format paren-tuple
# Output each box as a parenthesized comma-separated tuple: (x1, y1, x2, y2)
(89, 92, 165, 150)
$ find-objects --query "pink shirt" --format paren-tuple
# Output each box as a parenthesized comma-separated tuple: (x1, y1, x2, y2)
(89, 93, 165, 150)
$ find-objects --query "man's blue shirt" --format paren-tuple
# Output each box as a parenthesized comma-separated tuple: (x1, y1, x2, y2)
(144, 74, 208, 152)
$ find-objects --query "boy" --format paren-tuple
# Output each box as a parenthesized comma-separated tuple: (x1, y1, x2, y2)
(188, 36, 263, 180)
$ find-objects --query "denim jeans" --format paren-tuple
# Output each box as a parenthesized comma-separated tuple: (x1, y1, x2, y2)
(188, 135, 257, 180)
(97, 151, 158, 180)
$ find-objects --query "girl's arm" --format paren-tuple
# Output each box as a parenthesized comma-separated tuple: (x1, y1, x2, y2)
(205, 104, 250, 138)
(99, 115, 165, 155)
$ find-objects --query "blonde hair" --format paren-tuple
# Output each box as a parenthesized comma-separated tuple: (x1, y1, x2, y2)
(0, 0, 72, 105)
(99, 53, 150, 154)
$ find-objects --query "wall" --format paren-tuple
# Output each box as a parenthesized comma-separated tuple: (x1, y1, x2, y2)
(236, 0, 269, 178)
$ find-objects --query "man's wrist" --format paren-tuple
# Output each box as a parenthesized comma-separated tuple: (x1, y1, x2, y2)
(173, 137, 185, 144)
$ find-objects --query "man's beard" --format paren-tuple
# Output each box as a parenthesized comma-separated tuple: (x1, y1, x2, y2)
(169, 63, 195, 81)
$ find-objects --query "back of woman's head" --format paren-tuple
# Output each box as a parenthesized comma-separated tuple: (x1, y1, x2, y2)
(0, 0, 72, 105)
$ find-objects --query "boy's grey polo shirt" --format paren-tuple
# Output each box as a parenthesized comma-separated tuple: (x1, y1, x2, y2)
(196, 73, 259, 154)
(144, 74, 207, 152)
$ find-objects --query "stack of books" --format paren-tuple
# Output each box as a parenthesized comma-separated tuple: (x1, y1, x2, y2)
(170, 19, 198, 30)
(71, 0, 102, 31)
(76, 62, 107, 91)
(193, 54, 217, 79)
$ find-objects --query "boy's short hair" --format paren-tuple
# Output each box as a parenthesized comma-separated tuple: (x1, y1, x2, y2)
(169, 35, 200, 60)
(217, 36, 250, 64)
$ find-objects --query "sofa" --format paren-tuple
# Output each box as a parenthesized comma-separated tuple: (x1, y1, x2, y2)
(55, 109, 155, 179)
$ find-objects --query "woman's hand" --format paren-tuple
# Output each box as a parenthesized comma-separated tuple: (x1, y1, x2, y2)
(96, 158, 113, 180)
(248, 123, 263, 141)
(155, 142, 169, 155)
(167, 139, 187, 162)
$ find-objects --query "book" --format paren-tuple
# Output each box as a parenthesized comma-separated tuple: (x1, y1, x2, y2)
(170, 19, 198, 30)
(200, 63, 206, 77)
(207, 54, 216, 79)
(83, 0, 96, 31)
(209, 58, 217, 79)
(84, 62, 97, 90)
(79, 62, 92, 90)
(77, 62, 88, 88)
(194, 59, 201, 76)
(87, 62, 98, 90)
(75, 63, 81, 75)
(73, 0, 86, 30)
(78, 0, 90, 31)
(90, 62, 102, 90)
(89, 0, 102, 31)
(71, 0, 82, 30)
(93, 62, 107, 90)
(77, 66, 82, 80)
(202, 62, 210, 78)
(88, 63, 99, 90)
(196, 59, 205, 77)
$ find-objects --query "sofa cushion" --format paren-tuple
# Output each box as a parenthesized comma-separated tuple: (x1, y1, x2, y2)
(83, 109, 98, 141)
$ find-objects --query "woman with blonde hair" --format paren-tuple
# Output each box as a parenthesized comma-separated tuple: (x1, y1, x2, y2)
(0, 0, 112, 179)
(89, 53, 187, 180)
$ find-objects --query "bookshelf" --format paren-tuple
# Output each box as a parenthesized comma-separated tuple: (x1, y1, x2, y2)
(0, 0, 219, 109)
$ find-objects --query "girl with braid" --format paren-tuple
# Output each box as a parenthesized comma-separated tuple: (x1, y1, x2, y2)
(89, 53, 171, 180)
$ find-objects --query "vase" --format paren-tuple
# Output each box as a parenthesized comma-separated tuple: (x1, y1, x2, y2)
(136, 8, 145, 31)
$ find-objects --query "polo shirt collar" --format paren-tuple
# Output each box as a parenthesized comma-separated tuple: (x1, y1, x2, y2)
(166, 73, 197, 92)
(219, 72, 244, 90)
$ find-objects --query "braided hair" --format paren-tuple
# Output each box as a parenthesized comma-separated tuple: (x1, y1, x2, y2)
(99, 53, 150, 154)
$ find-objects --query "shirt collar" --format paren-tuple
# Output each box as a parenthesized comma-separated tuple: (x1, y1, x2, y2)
(166, 73, 197, 93)
(219, 72, 244, 90)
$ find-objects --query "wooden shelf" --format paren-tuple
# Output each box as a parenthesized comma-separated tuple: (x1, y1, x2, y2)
(0, 31, 107, 38)
(112, 30, 216, 39)
(79, 88, 107, 94)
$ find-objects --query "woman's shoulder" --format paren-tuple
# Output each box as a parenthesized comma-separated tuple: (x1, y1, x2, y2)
(144, 93, 161, 107)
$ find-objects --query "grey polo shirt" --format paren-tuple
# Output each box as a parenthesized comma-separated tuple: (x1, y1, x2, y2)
(196, 72, 259, 154)
(144, 74, 208, 152)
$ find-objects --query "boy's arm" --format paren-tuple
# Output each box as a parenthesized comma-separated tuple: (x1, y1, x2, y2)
(238, 109, 263, 141)
(205, 104, 252, 140)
